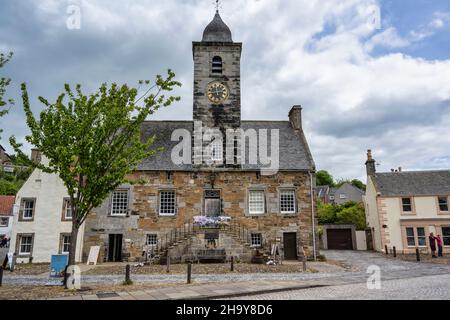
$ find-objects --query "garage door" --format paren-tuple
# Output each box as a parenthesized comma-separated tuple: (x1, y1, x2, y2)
(327, 229, 353, 250)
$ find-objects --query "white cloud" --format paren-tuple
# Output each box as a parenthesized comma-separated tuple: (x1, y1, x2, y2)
(1, 0, 450, 181)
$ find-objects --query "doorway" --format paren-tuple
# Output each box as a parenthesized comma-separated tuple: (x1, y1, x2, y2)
(108, 234, 123, 262)
(283, 232, 298, 260)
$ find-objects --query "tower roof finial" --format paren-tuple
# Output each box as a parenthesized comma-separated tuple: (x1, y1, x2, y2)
(216, 0, 220, 13)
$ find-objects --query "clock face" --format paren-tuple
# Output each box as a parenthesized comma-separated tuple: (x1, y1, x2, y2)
(206, 82, 229, 104)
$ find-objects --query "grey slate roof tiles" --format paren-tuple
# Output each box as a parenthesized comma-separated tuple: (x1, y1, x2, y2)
(372, 170, 450, 196)
(137, 121, 314, 171)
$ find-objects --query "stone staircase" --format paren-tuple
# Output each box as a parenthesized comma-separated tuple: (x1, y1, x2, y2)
(146, 222, 269, 264)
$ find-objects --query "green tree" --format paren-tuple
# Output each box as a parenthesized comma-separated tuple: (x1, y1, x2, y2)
(0, 51, 14, 139)
(335, 202, 367, 230)
(10, 70, 181, 271)
(317, 201, 338, 225)
(336, 178, 366, 191)
(316, 170, 335, 187)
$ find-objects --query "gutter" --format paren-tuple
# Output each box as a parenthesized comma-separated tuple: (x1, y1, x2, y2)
(309, 171, 317, 261)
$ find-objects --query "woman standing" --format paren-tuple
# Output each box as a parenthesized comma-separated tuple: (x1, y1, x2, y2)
(436, 234, 443, 257)
(429, 233, 437, 258)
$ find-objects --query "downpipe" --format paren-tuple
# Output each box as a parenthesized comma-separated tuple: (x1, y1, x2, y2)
(309, 171, 317, 261)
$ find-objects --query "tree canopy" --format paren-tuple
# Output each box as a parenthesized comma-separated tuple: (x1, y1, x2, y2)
(10, 70, 181, 268)
(0, 51, 14, 139)
(317, 201, 367, 230)
(316, 170, 335, 187)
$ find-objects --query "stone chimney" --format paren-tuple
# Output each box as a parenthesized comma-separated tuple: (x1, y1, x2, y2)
(365, 149, 376, 176)
(31, 148, 41, 164)
(289, 105, 302, 130)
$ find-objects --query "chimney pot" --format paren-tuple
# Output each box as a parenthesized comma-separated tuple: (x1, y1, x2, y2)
(31, 149, 41, 164)
(365, 149, 376, 176)
(289, 105, 302, 130)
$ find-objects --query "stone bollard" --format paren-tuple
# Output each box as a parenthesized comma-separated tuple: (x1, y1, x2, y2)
(385, 245, 388, 255)
(166, 255, 171, 273)
(125, 264, 131, 284)
(302, 255, 307, 272)
(187, 263, 192, 284)
(416, 248, 420, 262)
(230, 256, 234, 272)
(393, 246, 397, 258)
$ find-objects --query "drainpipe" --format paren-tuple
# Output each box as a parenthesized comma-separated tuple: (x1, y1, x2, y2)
(309, 171, 317, 261)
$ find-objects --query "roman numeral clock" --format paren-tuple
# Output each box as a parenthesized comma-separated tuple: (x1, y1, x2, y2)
(206, 81, 229, 104)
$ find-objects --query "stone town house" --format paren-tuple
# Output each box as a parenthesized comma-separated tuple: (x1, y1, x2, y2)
(83, 11, 317, 263)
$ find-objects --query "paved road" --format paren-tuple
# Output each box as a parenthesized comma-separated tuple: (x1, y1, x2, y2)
(224, 250, 450, 300)
(230, 273, 450, 300)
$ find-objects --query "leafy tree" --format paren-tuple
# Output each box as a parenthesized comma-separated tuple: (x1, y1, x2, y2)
(317, 201, 367, 230)
(316, 170, 335, 187)
(317, 201, 337, 225)
(10, 70, 181, 271)
(0, 51, 14, 139)
(336, 202, 367, 230)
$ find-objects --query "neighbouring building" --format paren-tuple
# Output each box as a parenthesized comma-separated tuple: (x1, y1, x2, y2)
(329, 183, 364, 205)
(8, 152, 84, 263)
(0, 195, 15, 240)
(83, 10, 318, 263)
(315, 183, 364, 205)
(364, 149, 450, 254)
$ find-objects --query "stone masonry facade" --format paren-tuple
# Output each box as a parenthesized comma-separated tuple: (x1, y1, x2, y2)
(83, 170, 316, 262)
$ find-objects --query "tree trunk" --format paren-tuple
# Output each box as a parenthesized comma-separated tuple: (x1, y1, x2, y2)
(68, 221, 78, 267)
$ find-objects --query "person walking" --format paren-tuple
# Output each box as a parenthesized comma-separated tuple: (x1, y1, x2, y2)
(429, 233, 437, 258)
(436, 234, 443, 257)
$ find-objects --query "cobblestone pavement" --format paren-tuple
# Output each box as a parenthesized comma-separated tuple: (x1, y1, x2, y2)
(4, 250, 450, 288)
(227, 273, 450, 300)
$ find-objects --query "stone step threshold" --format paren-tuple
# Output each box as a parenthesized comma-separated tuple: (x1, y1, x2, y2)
(52, 283, 327, 300)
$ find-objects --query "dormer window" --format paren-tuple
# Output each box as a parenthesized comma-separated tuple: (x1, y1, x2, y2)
(212, 56, 222, 74)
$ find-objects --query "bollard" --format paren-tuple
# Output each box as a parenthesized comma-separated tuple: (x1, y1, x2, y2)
(393, 246, 397, 258)
(302, 255, 307, 272)
(125, 264, 131, 283)
(385, 245, 388, 255)
(416, 248, 420, 262)
(166, 255, 171, 273)
(230, 256, 234, 272)
(0, 267, 3, 287)
(187, 263, 192, 284)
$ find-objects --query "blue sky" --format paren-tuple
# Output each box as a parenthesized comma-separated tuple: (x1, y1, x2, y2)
(1, 0, 450, 181)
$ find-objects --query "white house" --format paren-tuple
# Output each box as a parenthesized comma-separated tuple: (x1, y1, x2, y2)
(0, 195, 15, 240)
(364, 150, 450, 254)
(9, 151, 84, 263)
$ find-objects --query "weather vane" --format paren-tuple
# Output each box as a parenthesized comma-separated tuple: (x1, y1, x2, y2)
(214, 0, 222, 12)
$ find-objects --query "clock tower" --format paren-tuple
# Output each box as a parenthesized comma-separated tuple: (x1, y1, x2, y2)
(192, 11, 242, 130)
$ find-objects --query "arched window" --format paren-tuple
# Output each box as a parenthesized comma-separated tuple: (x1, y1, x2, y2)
(212, 56, 222, 74)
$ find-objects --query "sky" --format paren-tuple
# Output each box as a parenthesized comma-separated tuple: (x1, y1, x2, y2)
(1, 0, 450, 181)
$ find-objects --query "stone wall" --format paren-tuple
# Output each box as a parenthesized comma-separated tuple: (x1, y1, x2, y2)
(83, 170, 317, 262)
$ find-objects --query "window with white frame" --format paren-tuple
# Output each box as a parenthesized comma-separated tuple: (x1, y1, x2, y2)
(405, 227, 426, 247)
(248, 190, 265, 214)
(0, 217, 8, 227)
(19, 235, 33, 255)
(417, 227, 426, 246)
(402, 198, 413, 212)
(406, 227, 415, 246)
(110, 190, 129, 216)
(438, 197, 449, 212)
(211, 140, 223, 161)
(251, 233, 262, 248)
(63, 198, 72, 220)
(61, 234, 71, 254)
(21, 199, 35, 220)
(280, 190, 296, 214)
(146, 234, 158, 246)
(159, 190, 176, 216)
(442, 227, 450, 246)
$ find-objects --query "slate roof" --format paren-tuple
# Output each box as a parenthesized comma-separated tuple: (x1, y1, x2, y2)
(137, 121, 315, 171)
(314, 186, 330, 197)
(371, 170, 450, 197)
(202, 12, 233, 42)
(0, 196, 15, 216)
